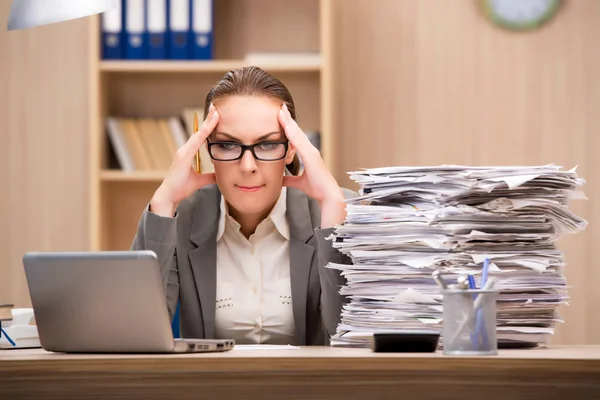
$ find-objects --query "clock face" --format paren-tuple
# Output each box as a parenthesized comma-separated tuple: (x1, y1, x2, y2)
(481, 0, 562, 31)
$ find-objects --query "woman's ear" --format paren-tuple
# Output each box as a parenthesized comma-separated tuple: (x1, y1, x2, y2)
(285, 142, 296, 164)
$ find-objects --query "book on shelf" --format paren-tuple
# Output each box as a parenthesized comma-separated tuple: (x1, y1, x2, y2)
(105, 108, 214, 173)
(105, 111, 321, 174)
(101, 0, 214, 61)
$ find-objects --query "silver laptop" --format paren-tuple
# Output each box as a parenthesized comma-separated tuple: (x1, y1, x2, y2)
(22, 250, 234, 353)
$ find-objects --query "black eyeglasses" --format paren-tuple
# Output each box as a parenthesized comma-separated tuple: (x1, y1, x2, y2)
(207, 140, 289, 161)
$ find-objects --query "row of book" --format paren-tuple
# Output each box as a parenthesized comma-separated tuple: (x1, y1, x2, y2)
(102, 0, 213, 60)
(327, 164, 587, 349)
(105, 109, 322, 173)
(106, 108, 213, 172)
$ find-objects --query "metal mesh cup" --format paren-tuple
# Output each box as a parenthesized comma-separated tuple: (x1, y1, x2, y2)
(442, 288, 499, 355)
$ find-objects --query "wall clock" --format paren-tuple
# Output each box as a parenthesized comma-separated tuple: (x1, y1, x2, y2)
(479, 0, 563, 31)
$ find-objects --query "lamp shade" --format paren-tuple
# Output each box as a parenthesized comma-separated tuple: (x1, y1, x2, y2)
(7, 0, 117, 31)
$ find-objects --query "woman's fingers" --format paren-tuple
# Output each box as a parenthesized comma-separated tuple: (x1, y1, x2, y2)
(278, 104, 319, 162)
(191, 171, 216, 190)
(282, 174, 310, 193)
(181, 104, 219, 161)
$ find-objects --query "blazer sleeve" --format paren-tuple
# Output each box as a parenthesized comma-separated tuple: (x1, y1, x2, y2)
(315, 226, 352, 338)
(131, 205, 180, 320)
(315, 187, 357, 338)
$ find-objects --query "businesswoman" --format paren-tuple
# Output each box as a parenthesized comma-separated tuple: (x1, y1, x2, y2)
(131, 66, 354, 345)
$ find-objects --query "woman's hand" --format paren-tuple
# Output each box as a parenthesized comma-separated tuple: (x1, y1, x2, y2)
(278, 103, 346, 228)
(150, 104, 219, 217)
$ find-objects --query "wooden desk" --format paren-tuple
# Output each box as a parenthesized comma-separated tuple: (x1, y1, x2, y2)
(1, 345, 600, 399)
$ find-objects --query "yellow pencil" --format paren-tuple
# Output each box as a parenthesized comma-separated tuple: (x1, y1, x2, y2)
(194, 112, 201, 173)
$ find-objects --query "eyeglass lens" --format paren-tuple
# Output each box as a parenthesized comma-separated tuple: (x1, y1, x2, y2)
(210, 142, 287, 161)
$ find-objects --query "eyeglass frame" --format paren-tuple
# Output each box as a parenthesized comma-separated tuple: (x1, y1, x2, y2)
(206, 139, 290, 161)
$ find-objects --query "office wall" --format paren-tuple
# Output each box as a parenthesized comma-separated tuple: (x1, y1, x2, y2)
(331, 0, 600, 344)
(0, 2, 90, 307)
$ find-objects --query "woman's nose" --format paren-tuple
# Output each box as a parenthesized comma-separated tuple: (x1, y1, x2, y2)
(239, 148, 258, 173)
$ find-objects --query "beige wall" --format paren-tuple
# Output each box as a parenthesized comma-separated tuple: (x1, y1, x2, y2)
(331, 0, 600, 344)
(1, 0, 599, 345)
(0, 1, 90, 307)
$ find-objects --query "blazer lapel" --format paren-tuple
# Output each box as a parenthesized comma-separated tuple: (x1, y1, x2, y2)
(188, 185, 221, 339)
(185, 184, 316, 344)
(286, 187, 316, 345)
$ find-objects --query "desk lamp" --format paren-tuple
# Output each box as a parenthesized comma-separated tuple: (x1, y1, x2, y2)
(7, 0, 117, 30)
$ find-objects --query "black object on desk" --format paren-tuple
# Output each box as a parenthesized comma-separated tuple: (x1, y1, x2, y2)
(371, 332, 440, 353)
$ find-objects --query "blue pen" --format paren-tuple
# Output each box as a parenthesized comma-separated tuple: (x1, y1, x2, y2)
(1, 327, 16, 347)
(466, 274, 480, 348)
(481, 258, 490, 287)
(467, 275, 477, 294)
(474, 258, 491, 350)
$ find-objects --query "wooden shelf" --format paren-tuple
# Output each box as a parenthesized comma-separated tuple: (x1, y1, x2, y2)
(100, 170, 167, 182)
(100, 58, 322, 73)
(90, 0, 333, 251)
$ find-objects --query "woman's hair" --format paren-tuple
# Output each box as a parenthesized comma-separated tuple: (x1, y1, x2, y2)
(203, 66, 301, 175)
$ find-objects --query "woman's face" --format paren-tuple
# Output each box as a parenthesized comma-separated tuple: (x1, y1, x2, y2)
(208, 95, 296, 217)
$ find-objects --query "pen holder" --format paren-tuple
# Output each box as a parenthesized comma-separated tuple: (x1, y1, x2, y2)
(442, 288, 499, 355)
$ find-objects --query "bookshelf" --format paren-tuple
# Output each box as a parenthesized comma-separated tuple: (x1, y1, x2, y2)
(99, 58, 322, 73)
(88, 0, 334, 251)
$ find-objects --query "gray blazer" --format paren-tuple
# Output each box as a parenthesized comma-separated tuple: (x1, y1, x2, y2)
(131, 184, 355, 345)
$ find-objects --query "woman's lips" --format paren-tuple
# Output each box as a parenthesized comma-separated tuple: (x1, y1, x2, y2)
(235, 185, 264, 192)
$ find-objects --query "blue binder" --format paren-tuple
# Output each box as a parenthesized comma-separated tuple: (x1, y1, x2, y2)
(124, 0, 147, 59)
(169, 0, 191, 59)
(146, 0, 168, 59)
(101, 0, 123, 59)
(191, 0, 213, 60)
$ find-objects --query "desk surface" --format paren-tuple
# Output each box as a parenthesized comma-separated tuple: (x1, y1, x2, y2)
(2, 345, 600, 399)
(2, 345, 600, 368)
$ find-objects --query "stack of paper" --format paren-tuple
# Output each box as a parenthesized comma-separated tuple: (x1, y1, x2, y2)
(327, 164, 587, 348)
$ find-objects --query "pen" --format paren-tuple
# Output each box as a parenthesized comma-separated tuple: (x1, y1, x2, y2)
(466, 274, 480, 348)
(456, 274, 479, 347)
(473, 277, 497, 309)
(194, 112, 201, 174)
(474, 258, 492, 349)
(481, 257, 490, 287)
(1, 327, 16, 347)
(467, 274, 477, 291)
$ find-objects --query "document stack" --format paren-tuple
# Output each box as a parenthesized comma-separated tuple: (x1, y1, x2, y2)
(327, 164, 587, 348)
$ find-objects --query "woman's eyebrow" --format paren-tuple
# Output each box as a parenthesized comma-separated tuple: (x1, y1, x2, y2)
(212, 132, 239, 141)
(256, 131, 284, 141)
(212, 131, 283, 142)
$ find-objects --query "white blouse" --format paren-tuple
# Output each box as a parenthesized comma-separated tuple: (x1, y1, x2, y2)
(214, 188, 296, 344)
